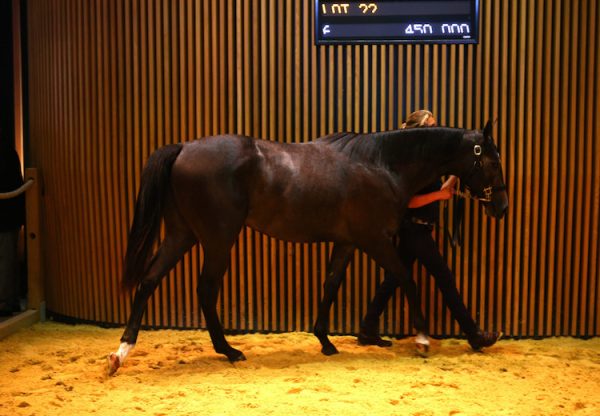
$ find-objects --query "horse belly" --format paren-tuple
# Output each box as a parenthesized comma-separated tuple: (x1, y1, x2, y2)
(245, 193, 347, 243)
(245, 172, 397, 244)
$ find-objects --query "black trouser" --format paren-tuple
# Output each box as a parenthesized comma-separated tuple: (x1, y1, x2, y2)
(0, 229, 20, 311)
(362, 222, 478, 337)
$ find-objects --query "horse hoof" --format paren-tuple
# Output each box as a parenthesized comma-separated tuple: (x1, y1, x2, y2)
(107, 353, 121, 376)
(468, 330, 503, 351)
(227, 349, 246, 362)
(321, 343, 339, 356)
(414, 332, 430, 357)
(415, 342, 429, 358)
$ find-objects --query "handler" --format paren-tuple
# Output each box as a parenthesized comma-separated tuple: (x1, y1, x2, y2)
(358, 110, 501, 351)
(0, 140, 25, 316)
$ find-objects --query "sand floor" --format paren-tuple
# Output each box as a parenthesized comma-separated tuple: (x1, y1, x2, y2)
(0, 322, 599, 416)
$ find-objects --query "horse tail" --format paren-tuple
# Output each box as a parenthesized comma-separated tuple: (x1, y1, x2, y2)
(122, 143, 183, 291)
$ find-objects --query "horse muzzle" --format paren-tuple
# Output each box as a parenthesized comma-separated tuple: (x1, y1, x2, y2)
(484, 190, 508, 219)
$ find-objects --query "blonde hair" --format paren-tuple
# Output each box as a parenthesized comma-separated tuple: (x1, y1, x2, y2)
(401, 110, 435, 129)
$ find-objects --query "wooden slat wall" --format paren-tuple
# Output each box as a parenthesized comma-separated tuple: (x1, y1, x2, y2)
(25, 0, 599, 337)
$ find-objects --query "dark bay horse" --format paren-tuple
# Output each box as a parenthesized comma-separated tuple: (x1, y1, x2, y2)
(312, 123, 507, 355)
(108, 122, 507, 375)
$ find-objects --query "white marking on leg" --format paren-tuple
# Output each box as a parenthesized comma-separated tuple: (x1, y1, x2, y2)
(116, 342, 135, 363)
(414, 332, 430, 357)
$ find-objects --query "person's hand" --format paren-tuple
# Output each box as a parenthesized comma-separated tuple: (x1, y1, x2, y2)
(438, 188, 454, 200)
(439, 176, 458, 200)
(441, 175, 458, 191)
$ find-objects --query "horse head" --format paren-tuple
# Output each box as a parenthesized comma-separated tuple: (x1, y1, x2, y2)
(460, 121, 508, 219)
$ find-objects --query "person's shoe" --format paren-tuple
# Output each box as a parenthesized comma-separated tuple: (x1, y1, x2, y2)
(357, 332, 393, 347)
(468, 330, 502, 351)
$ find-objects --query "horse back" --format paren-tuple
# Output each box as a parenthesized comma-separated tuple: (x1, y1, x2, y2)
(170, 134, 403, 244)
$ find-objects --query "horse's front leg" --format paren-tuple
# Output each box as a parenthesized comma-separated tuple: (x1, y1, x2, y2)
(358, 271, 397, 347)
(360, 239, 430, 356)
(360, 270, 430, 355)
(392, 271, 431, 356)
(313, 243, 354, 355)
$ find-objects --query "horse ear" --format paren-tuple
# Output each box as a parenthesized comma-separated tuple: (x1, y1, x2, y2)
(483, 120, 493, 140)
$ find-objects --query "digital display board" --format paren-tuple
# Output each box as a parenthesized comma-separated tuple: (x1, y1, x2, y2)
(315, 0, 479, 45)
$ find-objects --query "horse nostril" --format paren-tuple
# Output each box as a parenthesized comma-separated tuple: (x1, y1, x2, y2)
(492, 199, 508, 219)
(501, 203, 508, 217)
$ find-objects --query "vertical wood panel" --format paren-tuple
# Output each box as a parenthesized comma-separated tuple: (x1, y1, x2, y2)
(25, 0, 599, 337)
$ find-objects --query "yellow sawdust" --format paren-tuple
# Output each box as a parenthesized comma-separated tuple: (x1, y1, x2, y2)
(0, 322, 599, 416)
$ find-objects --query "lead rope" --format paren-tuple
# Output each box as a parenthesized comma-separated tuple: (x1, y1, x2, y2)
(445, 178, 484, 248)
(440, 179, 466, 248)
(449, 195, 464, 247)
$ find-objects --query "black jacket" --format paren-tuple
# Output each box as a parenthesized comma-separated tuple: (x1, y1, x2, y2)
(0, 144, 25, 231)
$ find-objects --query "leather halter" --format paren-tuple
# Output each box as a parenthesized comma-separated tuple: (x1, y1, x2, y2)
(457, 143, 506, 202)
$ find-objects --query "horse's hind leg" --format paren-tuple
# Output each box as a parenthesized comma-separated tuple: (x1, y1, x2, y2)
(198, 243, 245, 362)
(313, 243, 354, 355)
(108, 231, 196, 375)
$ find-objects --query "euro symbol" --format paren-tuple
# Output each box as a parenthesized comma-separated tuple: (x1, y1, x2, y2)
(322, 25, 331, 35)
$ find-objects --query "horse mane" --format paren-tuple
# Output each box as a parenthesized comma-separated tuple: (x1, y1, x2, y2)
(316, 127, 467, 168)
(315, 132, 381, 163)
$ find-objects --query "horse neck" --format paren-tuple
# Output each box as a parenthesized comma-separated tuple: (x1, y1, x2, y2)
(318, 128, 475, 185)
(317, 132, 378, 163)
(377, 128, 484, 195)
(379, 128, 467, 168)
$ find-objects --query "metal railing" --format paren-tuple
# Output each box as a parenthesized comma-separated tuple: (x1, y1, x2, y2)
(0, 178, 34, 199)
(0, 170, 44, 322)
